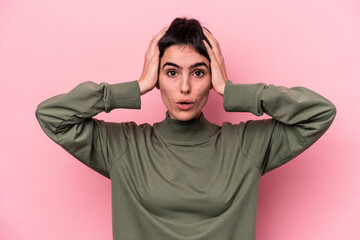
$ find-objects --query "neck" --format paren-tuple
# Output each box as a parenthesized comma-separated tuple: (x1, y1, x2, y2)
(154, 112, 219, 143)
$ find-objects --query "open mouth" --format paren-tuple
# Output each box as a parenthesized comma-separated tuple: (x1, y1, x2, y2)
(176, 100, 194, 110)
(179, 102, 191, 105)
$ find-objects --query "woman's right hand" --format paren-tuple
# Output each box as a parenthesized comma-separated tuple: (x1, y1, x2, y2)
(138, 26, 168, 95)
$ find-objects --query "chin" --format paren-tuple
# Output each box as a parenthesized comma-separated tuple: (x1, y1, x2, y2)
(170, 111, 201, 121)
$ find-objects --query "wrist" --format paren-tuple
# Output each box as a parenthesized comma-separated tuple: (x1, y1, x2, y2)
(138, 79, 151, 95)
(214, 81, 226, 96)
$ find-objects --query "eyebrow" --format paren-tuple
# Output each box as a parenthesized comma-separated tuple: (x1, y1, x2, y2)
(162, 61, 208, 70)
(189, 62, 209, 69)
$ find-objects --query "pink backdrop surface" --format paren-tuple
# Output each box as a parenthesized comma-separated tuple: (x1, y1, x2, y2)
(1, 0, 359, 239)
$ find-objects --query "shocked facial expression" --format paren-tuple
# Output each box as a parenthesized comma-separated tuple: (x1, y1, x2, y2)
(158, 45, 211, 121)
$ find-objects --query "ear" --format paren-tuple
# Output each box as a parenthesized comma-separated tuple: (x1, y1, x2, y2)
(155, 80, 160, 89)
(156, 62, 161, 90)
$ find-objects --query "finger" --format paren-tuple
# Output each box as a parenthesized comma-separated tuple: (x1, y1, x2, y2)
(203, 39, 223, 72)
(152, 26, 169, 44)
(204, 37, 228, 74)
(202, 27, 219, 48)
(146, 26, 169, 58)
(202, 28, 223, 62)
(203, 39, 216, 63)
(206, 36, 222, 61)
(203, 28, 224, 60)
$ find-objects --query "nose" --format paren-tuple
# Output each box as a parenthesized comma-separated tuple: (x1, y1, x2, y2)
(180, 76, 191, 94)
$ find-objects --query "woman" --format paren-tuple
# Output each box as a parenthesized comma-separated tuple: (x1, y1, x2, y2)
(36, 18, 336, 240)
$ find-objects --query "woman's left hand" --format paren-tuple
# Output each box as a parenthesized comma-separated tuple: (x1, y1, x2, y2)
(203, 28, 228, 96)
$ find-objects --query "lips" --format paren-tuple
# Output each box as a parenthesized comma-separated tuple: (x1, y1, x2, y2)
(176, 99, 194, 110)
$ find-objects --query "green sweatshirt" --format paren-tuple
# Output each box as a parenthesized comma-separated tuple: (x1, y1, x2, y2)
(35, 80, 336, 240)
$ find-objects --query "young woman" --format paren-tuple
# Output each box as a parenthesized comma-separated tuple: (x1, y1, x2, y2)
(36, 18, 336, 240)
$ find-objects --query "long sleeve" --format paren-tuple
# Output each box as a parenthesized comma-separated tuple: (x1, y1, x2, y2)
(223, 81, 336, 175)
(35, 81, 141, 178)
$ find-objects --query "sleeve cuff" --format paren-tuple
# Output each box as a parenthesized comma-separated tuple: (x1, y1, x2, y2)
(223, 81, 265, 116)
(107, 81, 141, 112)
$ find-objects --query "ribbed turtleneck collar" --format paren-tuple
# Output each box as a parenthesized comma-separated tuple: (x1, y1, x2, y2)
(154, 112, 219, 143)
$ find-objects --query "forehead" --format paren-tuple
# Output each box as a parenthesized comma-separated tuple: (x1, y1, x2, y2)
(161, 45, 209, 66)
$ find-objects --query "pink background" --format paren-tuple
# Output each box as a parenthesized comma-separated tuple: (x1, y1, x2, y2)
(1, 0, 359, 239)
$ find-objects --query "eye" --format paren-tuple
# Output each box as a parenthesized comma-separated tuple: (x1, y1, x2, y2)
(167, 70, 178, 77)
(193, 70, 204, 77)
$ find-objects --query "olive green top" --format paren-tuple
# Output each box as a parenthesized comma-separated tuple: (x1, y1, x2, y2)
(36, 80, 336, 240)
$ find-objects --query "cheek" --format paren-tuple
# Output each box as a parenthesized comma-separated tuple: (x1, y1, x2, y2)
(202, 75, 212, 88)
(197, 87, 211, 103)
(158, 75, 169, 92)
(201, 78, 212, 95)
(159, 82, 174, 106)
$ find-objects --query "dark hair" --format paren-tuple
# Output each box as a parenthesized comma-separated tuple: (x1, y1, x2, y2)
(158, 17, 212, 61)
